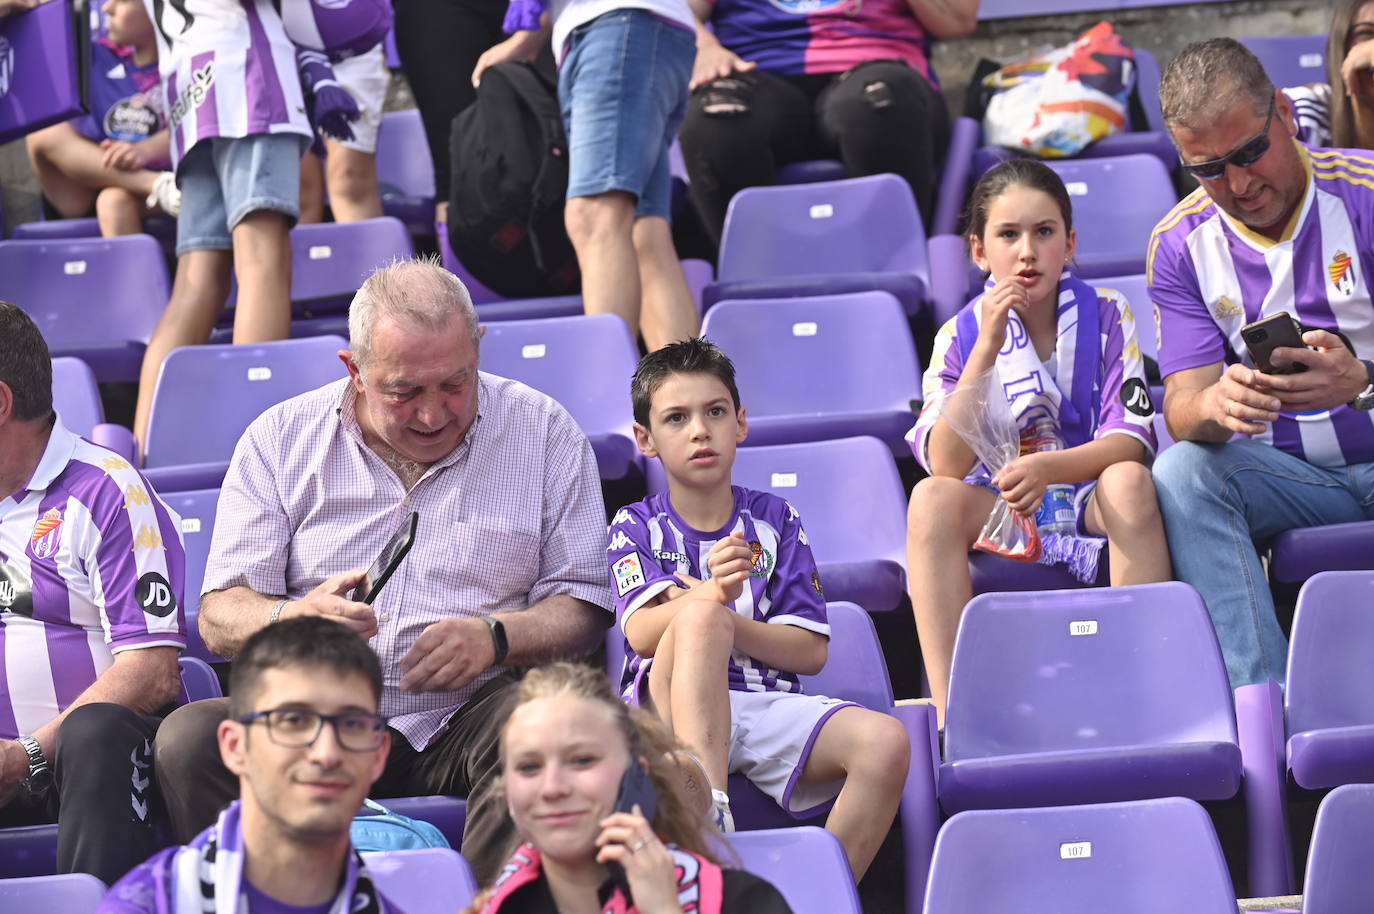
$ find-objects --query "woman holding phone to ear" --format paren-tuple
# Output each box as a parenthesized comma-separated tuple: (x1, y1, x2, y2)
(466, 663, 794, 914)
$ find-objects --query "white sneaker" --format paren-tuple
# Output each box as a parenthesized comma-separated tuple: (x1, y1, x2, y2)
(146, 171, 181, 217)
(711, 788, 735, 833)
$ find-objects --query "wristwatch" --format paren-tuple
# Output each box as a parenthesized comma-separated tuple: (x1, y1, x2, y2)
(17, 736, 52, 796)
(483, 616, 509, 666)
(1350, 359, 1374, 411)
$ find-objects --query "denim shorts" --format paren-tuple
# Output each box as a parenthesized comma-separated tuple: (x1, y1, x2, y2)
(175, 132, 308, 256)
(559, 9, 694, 220)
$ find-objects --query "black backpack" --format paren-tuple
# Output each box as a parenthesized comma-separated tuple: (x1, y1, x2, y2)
(447, 62, 581, 298)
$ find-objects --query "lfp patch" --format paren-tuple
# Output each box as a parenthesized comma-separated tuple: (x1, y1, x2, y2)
(613, 552, 646, 597)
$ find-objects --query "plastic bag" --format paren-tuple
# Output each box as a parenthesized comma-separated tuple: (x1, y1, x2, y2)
(934, 367, 1042, 562)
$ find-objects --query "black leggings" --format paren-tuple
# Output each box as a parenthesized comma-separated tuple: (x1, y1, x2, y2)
(677, 60, 950, 245)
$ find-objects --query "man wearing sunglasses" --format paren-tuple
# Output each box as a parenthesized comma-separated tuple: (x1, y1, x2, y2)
(1148, 38, 1374, 692)
(100, 617, 401, 914)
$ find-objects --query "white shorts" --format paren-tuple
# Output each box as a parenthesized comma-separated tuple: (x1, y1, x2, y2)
(329, 45, 387, 154)
(727, 689, 856, 819)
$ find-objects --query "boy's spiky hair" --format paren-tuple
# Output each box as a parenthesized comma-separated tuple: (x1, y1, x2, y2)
(631, 338, 741, 427)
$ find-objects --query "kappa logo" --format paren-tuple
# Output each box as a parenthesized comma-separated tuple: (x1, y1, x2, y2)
(611, 508, 637, 526)
(0, 36, 13, 101)
(1329, 250, 1357, 296)
(654, 549, 689, 565)
(102, 456, 132, 473)
(30, 508, 64, 560)
(124, 484, 151, 509)
(607, 531, 633, 551)
(132, 525, 164, 552)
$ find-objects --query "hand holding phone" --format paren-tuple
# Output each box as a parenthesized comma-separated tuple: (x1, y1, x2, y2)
(601, 760, 661, 901)
(351, 512, 418, 604)
(1241, 313, 1310, 375)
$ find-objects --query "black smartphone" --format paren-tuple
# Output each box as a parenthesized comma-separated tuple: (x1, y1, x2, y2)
(606, 760, 659, 897)
(1241, 312, 1309, 375)
(351, 511, 418, 604)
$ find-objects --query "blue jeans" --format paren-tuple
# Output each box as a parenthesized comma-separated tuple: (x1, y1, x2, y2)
(559, 9, 694, 219)
(1153, 439, 1374, 688)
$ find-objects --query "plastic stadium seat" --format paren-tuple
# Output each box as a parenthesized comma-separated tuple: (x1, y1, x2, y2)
(0, 873, 106, 912)
(727, 827, 861, 914)
(702, 174, 931, 315)
(141, 336, 348, 492)
(922, 798, 1237, 914)
(362, 848, 478, 914)
(478, 314, 641, 481)
(1302, 783, 1374, 914)
(1240, 34, 1327, 90)
(160, 488, 222, 662)
(379, 797, 467, 848)
(645, 437, 908, 613)
(0, 235, 171, 382)
(1044, 154, 1178, 278)
(700, 291, 921, 455)
(1285, 571, 1374, 789)
(1268, 521, 1374, 586)
(10, 217, 100, 240)
(50, 356, 137, 461)
(176, 656, 222, 703)
(435, 222, 584, 318)
(376, 109, 437, 236)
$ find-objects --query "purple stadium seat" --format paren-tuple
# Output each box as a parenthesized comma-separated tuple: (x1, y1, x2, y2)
(478, 314, 641, 480)
(1268, 521, 1374, 586)
(434, 222, 585, 319)
(726, 827, 861, 914)
(0, 235, 171, 382)
(0, 873, 107, 912)
(922, 798, 1237, 914)
(1302, 783, 1374, 914)
(384, 26, 401, 69)
(775, 160, 847, 185)
(362, 848, 477, 914)
(0, 826, 59, 879)
(1043, 154, 1177, 278)
(700, 291, 921, 455)
(50, 356, 137, 461)
(11, 217, 100, 240)
(702, 174, 931, 315)
(968, 550, 1108, 596)
(141, 336, 348, 492)
(379, 797, 467, 848)
(160, 489, 223, 662)
(645, 437, 908, 613)
(1240, 34, 1327, 91)
(1285, 571, 1374, 789)
(176, 656, 223, 704)
(376, 109, 436, 237)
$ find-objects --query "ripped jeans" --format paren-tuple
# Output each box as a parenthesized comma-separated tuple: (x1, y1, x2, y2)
(677, 59, 949, 244)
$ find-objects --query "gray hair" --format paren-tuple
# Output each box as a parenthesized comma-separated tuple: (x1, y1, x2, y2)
(1159, 38, 1274, 134)
(347, 257, 480, 370)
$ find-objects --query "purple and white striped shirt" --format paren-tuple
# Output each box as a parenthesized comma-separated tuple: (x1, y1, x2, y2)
(203, 376, 612, 750)
(0, 421, 187, 740)
(142, 0, 312, 167)
(1147, 142, 1374, 467)
(607, 487, 829, 697)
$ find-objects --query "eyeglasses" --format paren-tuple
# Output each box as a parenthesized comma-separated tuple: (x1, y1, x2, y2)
(236, 707, 388, 751)
(1179, 97, 1276, 180)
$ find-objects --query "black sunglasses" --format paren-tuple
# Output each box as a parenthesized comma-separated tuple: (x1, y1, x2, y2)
(1179, 97, 1276, 180)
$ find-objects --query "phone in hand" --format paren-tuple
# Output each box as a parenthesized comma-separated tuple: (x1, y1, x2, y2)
(1241, 312, 1309, 375)
(351, 511, 418, 604)
(605, 759, 659, 898)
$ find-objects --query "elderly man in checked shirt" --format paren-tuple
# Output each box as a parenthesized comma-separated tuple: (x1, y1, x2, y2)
(153, 258, 613, 884)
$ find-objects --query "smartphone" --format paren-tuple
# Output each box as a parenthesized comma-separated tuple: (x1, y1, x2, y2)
(1241, 312, 1309, 375)
(351, 511, 418, 604)
(606, 760, 659, 897)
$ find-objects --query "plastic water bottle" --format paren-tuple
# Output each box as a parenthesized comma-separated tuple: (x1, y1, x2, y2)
(1032, 417, 1076, 536)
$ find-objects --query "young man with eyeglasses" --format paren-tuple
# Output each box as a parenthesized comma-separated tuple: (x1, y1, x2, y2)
(98, 617, 400, 914)
(1147, 38, 1374, 691)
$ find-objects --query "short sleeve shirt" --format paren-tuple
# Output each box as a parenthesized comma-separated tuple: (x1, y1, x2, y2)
(73, 39, 168, 160)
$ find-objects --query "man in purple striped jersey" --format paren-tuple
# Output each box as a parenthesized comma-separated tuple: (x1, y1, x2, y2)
(0, 303, 188, 883)
(1148, 39, 1374, 689)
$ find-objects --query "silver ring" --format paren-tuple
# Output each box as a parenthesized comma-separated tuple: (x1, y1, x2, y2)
(631, 838, 649, 852)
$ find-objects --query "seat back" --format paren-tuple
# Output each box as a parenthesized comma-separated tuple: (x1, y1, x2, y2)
(727, 827, 861, 914)
(922, 798, 1237, 913)
(51, 357, 104, 435)
(1093, 273, 1156, 360)
(289, 217, 414, 313)
(479, 314, 638, 439)
(375, 109, 436, 199)
(799, 601, 894, 711)
(717, 174, 929, 285)
(361, 848, 477, 914)
(1132, 48, 1167, 133)
(1304, 783, 1374, 914)
(161, 489, 219, 624)
(944, 582, 1237, 761)
(176, 656, 223, 703)
(0, 236, 169, 348)
(143, 337, 348, 469)
(1239, 34, 1327, 90)
(1044, 155, 1176, 276)
(701, 292, 921, 419)
(1286, 570, 1374, 735)
(0, 873, 107, 912)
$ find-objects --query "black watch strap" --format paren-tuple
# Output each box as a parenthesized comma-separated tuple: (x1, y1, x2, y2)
(484, 616, 509, 666)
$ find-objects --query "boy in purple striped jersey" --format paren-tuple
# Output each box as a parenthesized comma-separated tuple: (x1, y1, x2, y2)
(0, 303, 187, 883)
(606, 338, 909, 884)
(1149, 39, 1374, 690)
